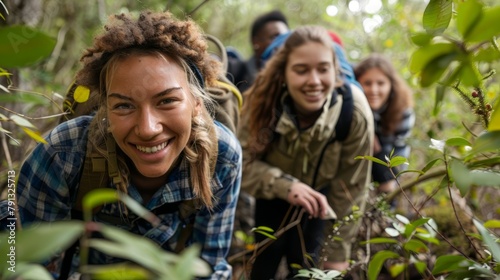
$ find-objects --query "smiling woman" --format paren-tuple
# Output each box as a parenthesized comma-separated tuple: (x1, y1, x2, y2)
(11, 10, 242, 280)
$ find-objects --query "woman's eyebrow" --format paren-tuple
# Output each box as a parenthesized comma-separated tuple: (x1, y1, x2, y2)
(108, 87, 183, 100)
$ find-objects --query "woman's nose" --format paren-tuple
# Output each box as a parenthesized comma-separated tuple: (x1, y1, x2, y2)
(135, 109, 161, 138)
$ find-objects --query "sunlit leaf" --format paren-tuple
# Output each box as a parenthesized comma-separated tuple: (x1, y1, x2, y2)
(422, 0, 452, 34)
(354, 155, 387, 166)
(0, 25, 56, 68)
(74, 85, 90, 103)
(474, 219, 500, 263)
(252, 226, 274, 233)
(450, 159, 500, 196)
(429, 138, 445, 153)
(385, 228, 400, 237)
(389, 156, 408, 168)
(488, 99, 500, 131)
(456, 0, 483, 39)
(389, 262, 406, 278)
(420, 158, 442, 174)
(484, 220, 500, 229)
(464, 5, 500, 43)
(368, 251, 400, 280)
(360, 237, 398, 245)
(10, 114, 36, 128)
(21, 127, 47, 144)
(0, 221, 84, 263)
(253, 230, 277, 240)
(82, 189, 119, 221)
(83, 263, 151, 280)
(396, 214, 410, 225)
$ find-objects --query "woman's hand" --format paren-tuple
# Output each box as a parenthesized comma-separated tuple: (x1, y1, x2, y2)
(287, 181, 330, 219)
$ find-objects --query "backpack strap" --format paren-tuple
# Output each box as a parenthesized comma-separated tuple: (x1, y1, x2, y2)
(329, 83, 353, 143)
(311, 83, 354, 188)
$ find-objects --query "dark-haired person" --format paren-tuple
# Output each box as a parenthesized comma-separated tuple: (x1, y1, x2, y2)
(354, 53, 415, 194)
(4, 11, 241, 279)
(227, 10, 289, 93)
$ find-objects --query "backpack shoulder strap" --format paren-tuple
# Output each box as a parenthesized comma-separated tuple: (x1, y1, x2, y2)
(311, 83, 354, 188)
(330, 83, 354, 143)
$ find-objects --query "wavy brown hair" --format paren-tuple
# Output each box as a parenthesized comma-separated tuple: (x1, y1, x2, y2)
(242, 25, 342, 157)
(75, 11, 220, 209)
(354, 53, 413, 134)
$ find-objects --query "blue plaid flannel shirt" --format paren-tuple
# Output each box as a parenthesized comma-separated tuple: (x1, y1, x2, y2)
(2, 116, 241, 279)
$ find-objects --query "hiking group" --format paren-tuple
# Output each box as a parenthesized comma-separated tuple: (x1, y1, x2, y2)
(0, 7, 414, 280)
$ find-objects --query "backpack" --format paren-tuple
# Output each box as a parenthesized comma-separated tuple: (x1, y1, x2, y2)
(57, 35, 242, 280)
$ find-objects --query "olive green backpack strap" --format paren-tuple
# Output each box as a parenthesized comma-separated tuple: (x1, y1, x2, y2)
(74, 137, 122, 212)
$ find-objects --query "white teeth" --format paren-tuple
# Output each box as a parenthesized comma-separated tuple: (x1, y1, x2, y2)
(136, 142, 167, 154)
(305, 91, 321, 96)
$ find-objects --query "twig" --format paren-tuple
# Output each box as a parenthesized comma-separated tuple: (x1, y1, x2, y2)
(187, 0, 210, 17)
(0, 105, 68, 120)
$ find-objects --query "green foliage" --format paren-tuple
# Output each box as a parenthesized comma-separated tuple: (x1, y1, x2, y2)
(0, 189, 212, 280)
(0, 26, 56, 68)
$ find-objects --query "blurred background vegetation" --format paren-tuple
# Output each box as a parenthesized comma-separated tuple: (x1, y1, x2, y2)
(1, 0, 499, 221)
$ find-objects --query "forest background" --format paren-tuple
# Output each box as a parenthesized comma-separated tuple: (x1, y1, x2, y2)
(1, 0, 500, 279)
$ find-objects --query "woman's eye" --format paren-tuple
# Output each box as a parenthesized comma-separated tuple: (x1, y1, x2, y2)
(159, 98, 175, 105)
(113, 103, 133, 110)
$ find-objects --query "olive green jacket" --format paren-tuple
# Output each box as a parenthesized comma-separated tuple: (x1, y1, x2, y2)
(238, 84, 374, 262)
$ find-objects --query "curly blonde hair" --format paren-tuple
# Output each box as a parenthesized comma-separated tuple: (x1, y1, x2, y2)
(75, 11, 221, 209)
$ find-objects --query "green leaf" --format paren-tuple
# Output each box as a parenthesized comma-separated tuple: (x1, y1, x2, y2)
(389, 156, 408, 168)
(468, 131, 500, 156)
(354, 155, 387, 166)
(432, 255, 472, 274)
(464, 5, 500, 43)
(420, 158, 442, 174)
(0, 25, 56, 68)
(360, 237, 399, 245)
(9, 114, 36, 128)
(404, 239, 429, 253)
(422, 0, 452, 34)
(253, 230, 277, 240)
(173, 245, 212, 279)
(0, 221, 84, 263)
(456, 0, 483, 39)
(484, 220, 500, 229)
(433, 84, 445, 116)
(368, 251, 400, 280)
(420, 53, 456, 87)
(410, 32, 433, 47)
(445, 137, 471, 147)
(414, 261, 427, 274)
(474, 219, 500, 263)
(388, 262, 406, 278)
(409, 42, 456, 73)
(450, 159, 500, 196)
(252, 226, 274, 233)
(474, 46, 500, 63)
(82, 189, 119, 221)
(3, 263, 54, 280)
(458, 61, 482, 87)
(488, 99, 500, 131)
(84, 264, 151, 280)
